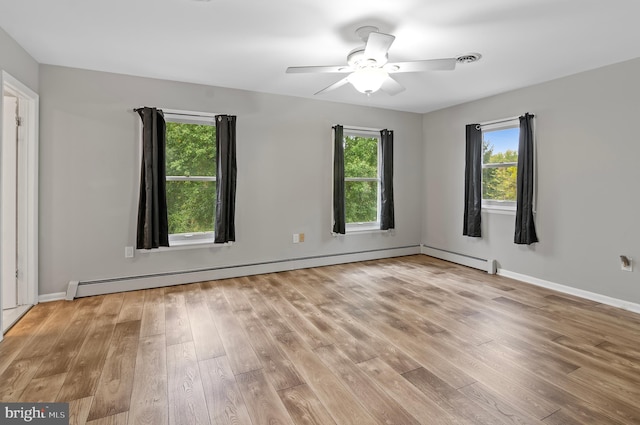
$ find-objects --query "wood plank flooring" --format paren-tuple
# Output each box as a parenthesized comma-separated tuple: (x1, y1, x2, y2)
(1, 255, 640, 424)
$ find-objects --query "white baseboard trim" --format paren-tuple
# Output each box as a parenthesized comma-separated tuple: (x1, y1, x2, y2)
(38, 292, 66, 303)
(421, 245, 496, 274)
(497, 269, 640, 315)
(72, 245, 421, 298)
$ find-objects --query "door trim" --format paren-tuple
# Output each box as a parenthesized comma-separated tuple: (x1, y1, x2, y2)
(0, 71, 39, 339)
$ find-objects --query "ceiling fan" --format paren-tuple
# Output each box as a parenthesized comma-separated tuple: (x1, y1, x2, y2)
(286, 26, 480, 96)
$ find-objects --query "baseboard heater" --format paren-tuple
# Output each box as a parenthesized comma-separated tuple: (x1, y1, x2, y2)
(421, 245, 496, 274)
(66, 245, 421, 299)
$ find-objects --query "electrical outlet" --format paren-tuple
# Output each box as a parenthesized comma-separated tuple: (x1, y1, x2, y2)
(292, 233, 299, 244)
(125, 246, 134, 258)
(299, 233, 305, 243)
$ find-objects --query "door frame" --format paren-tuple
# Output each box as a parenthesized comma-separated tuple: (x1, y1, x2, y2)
(0, 71, 39, 340)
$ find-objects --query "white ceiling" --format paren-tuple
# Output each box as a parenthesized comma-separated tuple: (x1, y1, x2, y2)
(1, 0, 640, 113)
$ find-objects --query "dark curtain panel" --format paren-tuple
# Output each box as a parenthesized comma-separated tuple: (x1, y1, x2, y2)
(514, 113, 538, 244)
(463, 124, 483, 237)
(332, 125, 346, 234)
(136, 107, 169, 249)
(215, 115, 237, 243)
(380, 129, 395, 230)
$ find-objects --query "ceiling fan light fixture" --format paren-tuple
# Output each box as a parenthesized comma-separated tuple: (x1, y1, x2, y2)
(286, 26, 464, 96)
(348, 67, 388, 94)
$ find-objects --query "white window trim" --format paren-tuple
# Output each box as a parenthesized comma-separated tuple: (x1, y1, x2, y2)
(169, 231, 215, 245)
(345, 222, 381, 232)
(481, 119, 519, 212)
(137, 239, 233, 254)
(482, 162, 517, 169)
(164, 109, 217, 124)
(164, 110, 218, 247)
(343, 129, 382, 233)
(166, 176, 216, 182)
(482, 201, 517, 214)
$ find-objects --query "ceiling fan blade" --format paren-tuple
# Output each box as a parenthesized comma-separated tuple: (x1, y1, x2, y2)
(385, 58, 457, 73)
(364, 32, 395, 62)
(314, 77, 350, 95)
(286, 65, 352, 74)
(380, 76, 405, 96)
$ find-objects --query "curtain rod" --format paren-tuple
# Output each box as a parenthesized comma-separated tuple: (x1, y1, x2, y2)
(133, 107, 163, 114)
(477, 115, 522, 128)
(133, 107, 217, 119)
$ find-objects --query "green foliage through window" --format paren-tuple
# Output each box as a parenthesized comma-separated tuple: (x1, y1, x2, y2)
(344, 134, 379, 223)
(165, 121, 216, 235)
(166, 181, 216, 234)
(482, 127, 518, 202)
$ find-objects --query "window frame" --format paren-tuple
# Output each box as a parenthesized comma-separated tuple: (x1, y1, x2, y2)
(163, 110, 218, 246)
(481, 120, 519, 212)
(343, 129, 382, 232)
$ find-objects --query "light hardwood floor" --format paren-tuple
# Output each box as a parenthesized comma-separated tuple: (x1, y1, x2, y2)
(1, 255, 640, 424)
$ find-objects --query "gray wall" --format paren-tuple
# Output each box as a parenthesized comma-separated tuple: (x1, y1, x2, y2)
(38, 65, 424, 296)
(423, 57, 640, 304)
(0, 27, 39, 92)
(8, 27, 638, 306)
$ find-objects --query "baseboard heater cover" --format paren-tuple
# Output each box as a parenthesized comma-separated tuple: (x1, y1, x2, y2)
(421, 245, 496, 274)
(69, 245, 420, 299)
(66, 281, 79, 300)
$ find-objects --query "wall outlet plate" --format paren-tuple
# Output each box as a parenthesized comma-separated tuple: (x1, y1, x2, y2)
(125, 246, 134, 258)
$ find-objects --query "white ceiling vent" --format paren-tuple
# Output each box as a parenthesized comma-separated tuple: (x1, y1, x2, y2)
(457, 53, 482, 64)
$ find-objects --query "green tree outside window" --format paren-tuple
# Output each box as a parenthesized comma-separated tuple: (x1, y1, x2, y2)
(344, 135, 379, 223)
(482, 130, 518, 202)
(165, 121, 216, 235)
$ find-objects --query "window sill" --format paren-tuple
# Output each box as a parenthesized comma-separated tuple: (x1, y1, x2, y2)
(336, 223, 393, 235)
(137, 240, 232, 253)
(482, 205, 516, 215)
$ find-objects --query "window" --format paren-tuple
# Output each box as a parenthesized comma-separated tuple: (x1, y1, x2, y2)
(344, 130, 381, 230)
(482, 122, 519, 210)
(164, 112, 217, 245)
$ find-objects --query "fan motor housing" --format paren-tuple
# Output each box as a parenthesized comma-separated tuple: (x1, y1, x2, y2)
(347, 47, 388, 69)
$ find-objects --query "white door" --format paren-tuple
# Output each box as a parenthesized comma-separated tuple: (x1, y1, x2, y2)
(2, 95, 18, 310)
